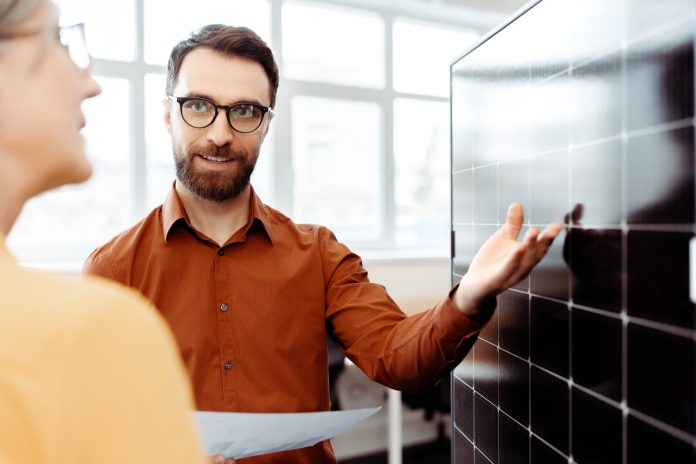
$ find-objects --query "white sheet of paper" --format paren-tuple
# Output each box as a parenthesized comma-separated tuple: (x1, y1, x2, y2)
(193, 406, 381, 459)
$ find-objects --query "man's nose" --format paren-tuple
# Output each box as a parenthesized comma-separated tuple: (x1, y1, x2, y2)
(206, 110, 235, 146)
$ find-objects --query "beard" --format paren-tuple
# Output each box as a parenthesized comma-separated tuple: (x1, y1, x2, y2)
(173, 141, 258, 202)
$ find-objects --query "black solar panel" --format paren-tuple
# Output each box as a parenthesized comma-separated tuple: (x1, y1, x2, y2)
(450, 0, 696, 462)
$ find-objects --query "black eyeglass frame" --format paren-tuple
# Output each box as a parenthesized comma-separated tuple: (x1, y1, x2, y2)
(169, 96, 272, 133)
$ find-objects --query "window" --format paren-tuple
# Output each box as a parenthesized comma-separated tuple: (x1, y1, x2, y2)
(8, 0, 482, 265)
(393, 98, 450, 247)
(291, 96, 382, 241)
(57, 0, 136, 61)
(7, 77, 131, 262)
(282, 2, 384, 88)
(143, 0, 270, 65)
(393, 19, 480, 97)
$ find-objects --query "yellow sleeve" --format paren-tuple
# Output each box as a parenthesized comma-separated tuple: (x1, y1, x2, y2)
(51, 292, 206, 464)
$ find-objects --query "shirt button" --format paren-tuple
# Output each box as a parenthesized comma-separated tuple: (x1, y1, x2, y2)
(218, 249, 225, 256)
(220, 303, 229, 312)
(224, 361, 233, 370)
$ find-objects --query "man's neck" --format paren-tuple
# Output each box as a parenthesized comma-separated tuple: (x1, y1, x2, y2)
(175, 182, 252, 247)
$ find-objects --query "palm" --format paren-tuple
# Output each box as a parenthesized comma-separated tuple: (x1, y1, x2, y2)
(454, 203, 563, 319)
(469, 225, 522, 289)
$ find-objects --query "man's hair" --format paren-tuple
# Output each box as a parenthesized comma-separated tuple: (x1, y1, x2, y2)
(166, 24, 279, 108)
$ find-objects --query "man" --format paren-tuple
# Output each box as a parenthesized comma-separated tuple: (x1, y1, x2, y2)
(84, 24, 562, 463)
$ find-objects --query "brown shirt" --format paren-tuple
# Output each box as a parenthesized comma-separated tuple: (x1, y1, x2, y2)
(83, 185, 482, 463)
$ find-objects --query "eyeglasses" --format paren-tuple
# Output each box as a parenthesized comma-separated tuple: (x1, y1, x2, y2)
(169, 96, 272, 133)
(0, 22, 91, 70)
(59, 23, 91, 70)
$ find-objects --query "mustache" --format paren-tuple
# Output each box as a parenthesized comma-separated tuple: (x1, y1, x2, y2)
(188, 144, 244, 159)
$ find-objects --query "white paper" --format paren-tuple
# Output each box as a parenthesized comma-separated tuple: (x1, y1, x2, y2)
(193, 406, 381, 459)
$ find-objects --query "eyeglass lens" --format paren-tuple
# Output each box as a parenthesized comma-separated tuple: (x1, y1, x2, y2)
(59, 24, 90, 69)
(180, 99, 265, 132)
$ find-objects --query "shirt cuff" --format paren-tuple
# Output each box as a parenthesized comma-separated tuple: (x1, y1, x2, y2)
(434, 285, 487, 344)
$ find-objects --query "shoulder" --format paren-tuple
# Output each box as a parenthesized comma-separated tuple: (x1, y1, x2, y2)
(31, 268, 161, 327)
(67, 277, 178, 367)
(255, 198, 360, 264)
(83, 207, 163, 277)
(2, 267, 176, 373)
(258, 202, 330, 244)
(47, 272, 180, 376)
(262, 203, 335, 240)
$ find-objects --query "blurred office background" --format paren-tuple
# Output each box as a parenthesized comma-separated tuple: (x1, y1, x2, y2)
(7, 0, 526, 265)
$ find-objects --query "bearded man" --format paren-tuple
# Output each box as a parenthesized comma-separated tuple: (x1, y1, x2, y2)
(83, 24, 562, 464)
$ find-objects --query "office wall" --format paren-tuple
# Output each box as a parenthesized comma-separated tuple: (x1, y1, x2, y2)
(363, 257, 451, 314)
(451, 0, 696, 462)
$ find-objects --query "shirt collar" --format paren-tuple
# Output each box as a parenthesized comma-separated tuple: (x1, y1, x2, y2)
(161, 182, 276, 244)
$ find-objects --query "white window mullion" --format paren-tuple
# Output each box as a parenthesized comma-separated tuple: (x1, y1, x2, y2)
(130, 0, 147, 220)
(271, 0, 293, 214)
(382, 13, 396, 248)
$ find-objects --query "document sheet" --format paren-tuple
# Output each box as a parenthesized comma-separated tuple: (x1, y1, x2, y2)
(194, 406, 381, 459)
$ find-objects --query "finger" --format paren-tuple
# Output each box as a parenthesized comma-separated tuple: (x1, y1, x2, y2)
(523, 226, 539, 246)
(505, 228, 542, 285)
(503, 202, 525, 239)
(537, 223, 562, 243)
(496, 233, 532, 289)
(535, 223, 563, 261)
(524, 228, 541, 260)
(210, 455, 226, 464)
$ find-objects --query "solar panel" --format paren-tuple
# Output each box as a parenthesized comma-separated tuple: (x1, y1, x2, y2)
(450, 0, 696, 462)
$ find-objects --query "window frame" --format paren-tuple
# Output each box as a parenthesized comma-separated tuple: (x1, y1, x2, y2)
(18, 0, 496, 266)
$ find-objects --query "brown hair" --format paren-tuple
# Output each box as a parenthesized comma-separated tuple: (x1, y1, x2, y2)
(166, 24, 279, 108)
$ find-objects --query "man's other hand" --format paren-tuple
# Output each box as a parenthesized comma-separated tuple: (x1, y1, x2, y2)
(454, 202, 563, 322)
(210, 454, 236, 464)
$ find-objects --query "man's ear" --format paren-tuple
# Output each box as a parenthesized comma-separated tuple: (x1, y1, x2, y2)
(262, 111, 274, 137)
(163, 98, 172, 134)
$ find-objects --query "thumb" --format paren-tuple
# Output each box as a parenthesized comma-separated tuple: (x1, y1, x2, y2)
(503, 202, 524, 239)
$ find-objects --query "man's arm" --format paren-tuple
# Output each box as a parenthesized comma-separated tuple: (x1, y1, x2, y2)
(323, 203, 562, 392)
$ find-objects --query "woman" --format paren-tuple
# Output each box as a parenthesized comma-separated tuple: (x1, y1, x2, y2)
(0, 0, 220, 462)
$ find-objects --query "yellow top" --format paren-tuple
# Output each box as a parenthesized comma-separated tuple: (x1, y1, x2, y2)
(0, 235, 205, 464)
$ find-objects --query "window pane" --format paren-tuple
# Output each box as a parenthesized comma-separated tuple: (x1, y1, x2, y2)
(144, 74, 173, 209)
(393, 98, 449, 248)
(393, 19, 479, 97)
(283, 2, 384, 88)
(144, 74, 275, 210)
(8, 77, 131, 263)
(55, 0, 136, 61)
(144, 0, 271, 65)
(291, 97, 381, 242)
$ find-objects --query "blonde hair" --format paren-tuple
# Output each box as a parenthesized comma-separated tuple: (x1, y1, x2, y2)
(0, 0, 43, 36)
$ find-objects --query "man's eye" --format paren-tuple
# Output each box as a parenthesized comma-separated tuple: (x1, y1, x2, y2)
(186, 100, 212, 112)
(231, 105, 256, 118)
